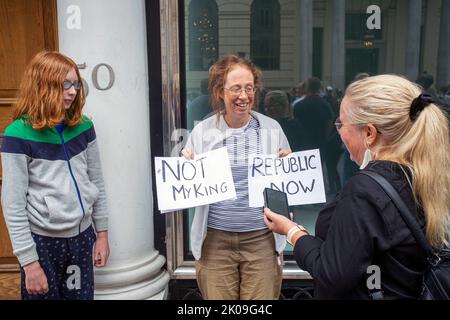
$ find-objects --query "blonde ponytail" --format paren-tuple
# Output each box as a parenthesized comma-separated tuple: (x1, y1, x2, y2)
(346, 75, 450, 247)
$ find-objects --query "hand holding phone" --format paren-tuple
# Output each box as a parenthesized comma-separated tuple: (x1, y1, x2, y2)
(263, 188, 291, 219)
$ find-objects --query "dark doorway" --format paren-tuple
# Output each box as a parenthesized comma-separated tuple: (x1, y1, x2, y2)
(345, 48, 379, 85)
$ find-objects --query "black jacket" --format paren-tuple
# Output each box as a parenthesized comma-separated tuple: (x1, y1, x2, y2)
(294, 160, 427, 299)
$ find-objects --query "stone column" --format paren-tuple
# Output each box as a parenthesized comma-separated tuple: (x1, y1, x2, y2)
(405, 0, 422, 81)
(298, 0, 313, 82)
(57, 0, 169, 299)
(437, 0, 450, 88)
(330, 0, 345, 90)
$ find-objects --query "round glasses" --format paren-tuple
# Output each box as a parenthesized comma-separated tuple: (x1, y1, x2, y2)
(63, 80, 81, 91)
(223, 86, 257, 96)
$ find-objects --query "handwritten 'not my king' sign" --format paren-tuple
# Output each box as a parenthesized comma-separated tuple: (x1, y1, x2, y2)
(248, 149, 326, 207)
(155, 147, 236, 212)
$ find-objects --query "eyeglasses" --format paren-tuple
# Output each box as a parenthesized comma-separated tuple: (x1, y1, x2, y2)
(334, 117, 353, 130)
(63, 80, 81, 91)
(334, 117, 382, 134)
(223, 86, 257, 96)
(334, 117, 344, 130)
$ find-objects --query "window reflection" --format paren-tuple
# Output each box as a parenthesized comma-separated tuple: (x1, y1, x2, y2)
(189, 0, 218, 71)
(183, 0, 450, 256)
(250, 0, 280, 70)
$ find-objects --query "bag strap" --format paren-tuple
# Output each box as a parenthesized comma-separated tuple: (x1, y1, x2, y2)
(359, 170, 434, 257)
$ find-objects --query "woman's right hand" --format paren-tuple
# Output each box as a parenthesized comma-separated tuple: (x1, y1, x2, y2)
(23, 260, 49, 295)
(264, 208, 296, 235)
(181, 148, 194, 160)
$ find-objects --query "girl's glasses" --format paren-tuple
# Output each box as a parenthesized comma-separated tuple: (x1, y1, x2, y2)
(63, 80, 81, 91)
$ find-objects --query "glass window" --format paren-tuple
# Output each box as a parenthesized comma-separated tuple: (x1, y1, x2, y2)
(313, 27, 323, 79)
(250, 0, 280, 70)
(188, 0, 218, 71)
(181, 0, 450, 260)
(345, 13, 382, 41)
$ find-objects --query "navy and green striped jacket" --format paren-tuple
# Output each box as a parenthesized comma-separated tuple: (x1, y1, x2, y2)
(1, 116, 108, 266)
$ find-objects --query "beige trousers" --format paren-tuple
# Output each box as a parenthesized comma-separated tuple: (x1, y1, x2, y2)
(195, 228, 283, 300)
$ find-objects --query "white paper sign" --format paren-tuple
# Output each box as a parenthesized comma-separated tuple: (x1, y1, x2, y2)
(248, 149, 326, 207)
(155, 147, 236, 212)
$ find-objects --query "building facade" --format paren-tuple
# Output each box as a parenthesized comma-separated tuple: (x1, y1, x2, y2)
(0, 0, 449, 299)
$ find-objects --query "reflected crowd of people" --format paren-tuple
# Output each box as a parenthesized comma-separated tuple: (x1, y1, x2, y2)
(185, 71, 450, 197)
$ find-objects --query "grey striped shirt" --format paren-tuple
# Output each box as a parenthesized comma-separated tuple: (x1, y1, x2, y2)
(208, 116, 267, 232)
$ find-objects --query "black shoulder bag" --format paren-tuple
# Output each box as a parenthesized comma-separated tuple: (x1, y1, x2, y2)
(360, 170, 450, 300)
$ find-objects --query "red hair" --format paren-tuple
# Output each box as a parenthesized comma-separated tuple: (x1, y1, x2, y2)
(208, 54, 262, 114)
(13, 51, 86, 129)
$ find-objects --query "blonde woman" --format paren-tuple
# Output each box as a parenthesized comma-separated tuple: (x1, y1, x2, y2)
(265, 74, 450, 299)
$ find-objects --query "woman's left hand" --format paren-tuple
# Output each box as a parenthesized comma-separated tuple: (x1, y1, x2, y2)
(264, 208, 297, 235)
(93, 231, 110, 267)
(276, 149, 292, 157)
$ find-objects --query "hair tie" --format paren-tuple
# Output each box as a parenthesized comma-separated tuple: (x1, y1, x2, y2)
(409, 93, 434, 121)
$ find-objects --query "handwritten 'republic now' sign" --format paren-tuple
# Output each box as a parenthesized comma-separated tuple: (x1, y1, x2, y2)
(155, 147, 236, 212)
(248, 149, 326, 207)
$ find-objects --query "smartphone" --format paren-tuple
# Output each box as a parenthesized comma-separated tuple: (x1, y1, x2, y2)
(263, 188, 290, 218)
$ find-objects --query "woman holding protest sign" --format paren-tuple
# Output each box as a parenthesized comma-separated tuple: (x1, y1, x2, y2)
(264, 74, 450, 299)
(181, 54, 291, 300)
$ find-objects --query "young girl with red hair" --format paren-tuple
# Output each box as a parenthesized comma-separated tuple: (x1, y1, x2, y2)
(1, 51, 109, 300)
